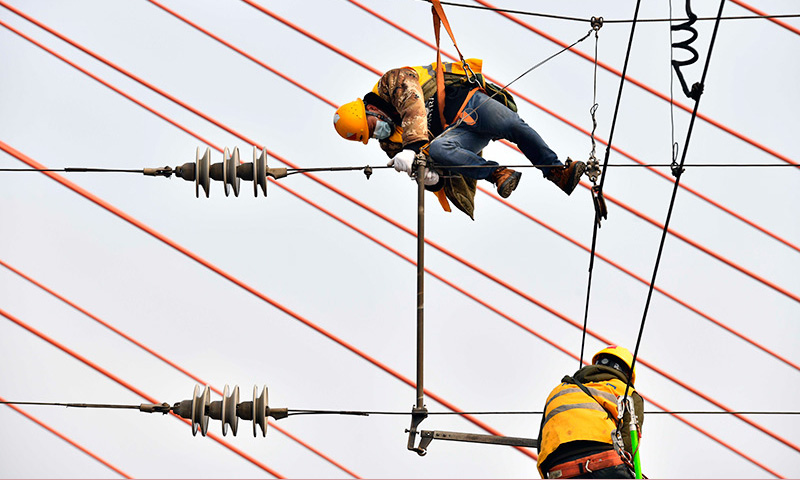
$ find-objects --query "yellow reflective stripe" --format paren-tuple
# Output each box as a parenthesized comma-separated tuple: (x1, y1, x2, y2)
(542, 402, 607, 427)
(545, 384, 618, 408)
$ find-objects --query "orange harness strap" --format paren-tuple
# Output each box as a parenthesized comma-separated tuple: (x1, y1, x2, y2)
(431, 0, 471, 131)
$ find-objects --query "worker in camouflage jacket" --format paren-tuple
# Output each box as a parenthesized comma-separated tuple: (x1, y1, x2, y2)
(537, 346, 644, 479)
(333, 60, 586, 219)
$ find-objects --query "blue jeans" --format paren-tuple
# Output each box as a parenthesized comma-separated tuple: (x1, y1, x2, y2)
(428, 91, 563, 180)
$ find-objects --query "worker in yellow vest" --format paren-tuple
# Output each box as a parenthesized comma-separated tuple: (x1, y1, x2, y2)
(537, 346, 644, 479)
(333, 60, 585, 219)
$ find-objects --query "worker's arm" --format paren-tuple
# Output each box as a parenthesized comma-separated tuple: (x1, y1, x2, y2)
(375, 67, 429, 151)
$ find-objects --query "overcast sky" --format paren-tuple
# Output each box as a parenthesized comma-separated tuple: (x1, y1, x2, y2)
(1, 0, 798, 478)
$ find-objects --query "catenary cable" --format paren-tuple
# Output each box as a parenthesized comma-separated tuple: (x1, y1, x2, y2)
(3, 401, 798, 417)
(416, 0, 800, 23)
(2, 163, 798, 174)
(8, 0, 794, 391)
(0, 395, 132, 478)
(230, 0, 800, 302)
(621, 0, 727, 441)
(0, 139, 539, 461)
(579, 0, 643, 369)
(1, 2, 792, 476)
(345, 0, 800, 256)
(0, 137, 788, 474)
(6, 0, 797, 437)
(139, 0, 800, 301)
(4, 7, 797, 456)
(3, 0, 796, 464)
(0, 133, 791, 477)
(0, 259, 361, 479)
(471, 0, 798, 168)
(0, 308, 284, 478)
(731, 0, 800, 36)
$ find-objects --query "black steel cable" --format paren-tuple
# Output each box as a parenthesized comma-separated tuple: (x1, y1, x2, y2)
(3, 402, 797, 417)
(1, 163, 793, 174)
(621, 0, 728, 415)
(579, 0, 643, 370)
(416, 0, 799, 23)
(579, 23, 602, 369)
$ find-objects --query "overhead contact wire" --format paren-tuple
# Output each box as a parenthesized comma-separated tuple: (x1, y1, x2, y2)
(0, 139, 537, 461)
(0, 394, 132, 478)
(0, 14, 532, 459)
(0, 101, 782, 474)
(6, 5, 796, 460)
(731, 0, 800, 36)
(0, 260, 360, 479)
(4, 3, 797, 462)
(206, 0, 800, 301)
(418, 0, 800, 24)
(623, 0, 728, 422)
(471, 0, 798, 169)
(581, 0, 643, 370)
(0, 110, 789, 475)
(345, 0, 800, 256)
(0, 307, 284, 478)
(342, 0, 800, 283)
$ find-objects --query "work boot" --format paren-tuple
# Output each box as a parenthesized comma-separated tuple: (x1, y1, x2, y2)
(545, 158, 586, 195)
(490, 167, 522, 199)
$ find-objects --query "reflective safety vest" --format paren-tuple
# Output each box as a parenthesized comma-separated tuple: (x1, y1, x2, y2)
(371, 59, 483, 98)
(371, 59, 517, 116)
(537, 378, 634, 474)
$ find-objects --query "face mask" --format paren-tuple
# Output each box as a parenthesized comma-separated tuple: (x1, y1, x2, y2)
(372, 120, 392, 140)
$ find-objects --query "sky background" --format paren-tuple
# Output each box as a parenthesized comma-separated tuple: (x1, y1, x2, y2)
(1, 0, 798, 478)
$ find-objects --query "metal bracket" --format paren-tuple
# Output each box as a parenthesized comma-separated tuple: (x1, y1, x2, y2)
(142, 166, 173, 177)
(138, 402, 171, 414)
(405, 406, 429, 456)
(591, 184, 608, 228)
(585, 157, 601, 184)
(419, 430, 538, 451)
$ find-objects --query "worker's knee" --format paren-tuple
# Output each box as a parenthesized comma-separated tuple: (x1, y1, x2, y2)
(428, 136, 458, 163)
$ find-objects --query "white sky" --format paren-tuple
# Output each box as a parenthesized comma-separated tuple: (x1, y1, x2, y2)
(1, 0, 798, 478)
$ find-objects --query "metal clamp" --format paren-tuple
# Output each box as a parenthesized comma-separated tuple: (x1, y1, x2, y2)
(405, 406, 429, 456)
(419, 429, 538, 452)
(591, 185, 608, 227)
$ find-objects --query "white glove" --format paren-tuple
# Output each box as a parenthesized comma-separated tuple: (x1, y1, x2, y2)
(422, 169, 440, 186)
(387, 150, 415, 176)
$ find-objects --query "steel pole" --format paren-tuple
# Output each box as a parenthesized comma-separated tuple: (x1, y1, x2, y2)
(415, 161, 425, 409)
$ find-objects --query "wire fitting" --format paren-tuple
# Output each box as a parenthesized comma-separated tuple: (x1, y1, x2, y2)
(591, 16, 604, 31)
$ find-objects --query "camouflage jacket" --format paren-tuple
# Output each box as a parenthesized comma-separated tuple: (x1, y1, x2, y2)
(368, 67, 478, 219)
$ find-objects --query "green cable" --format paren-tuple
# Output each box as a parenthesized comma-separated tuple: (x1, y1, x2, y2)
(630, 428, 642, 478)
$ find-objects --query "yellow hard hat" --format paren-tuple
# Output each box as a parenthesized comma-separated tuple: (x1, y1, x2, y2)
(592, 345, 636, 383)
(333, 99, 369, 145)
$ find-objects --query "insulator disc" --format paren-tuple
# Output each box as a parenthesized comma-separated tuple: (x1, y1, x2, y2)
(253, 147, 268, 197)
(190, 385, 201, 436)
(229, 147, 241, 197)
(221, 385, 240, 436)
(253, 385, 268, 437)
(200, 386, 211, 437)
(196, 147, 211, 198)
(222, 148, 231, 197)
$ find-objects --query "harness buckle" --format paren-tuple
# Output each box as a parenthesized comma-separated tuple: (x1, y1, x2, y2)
(461, 60, 480, 86)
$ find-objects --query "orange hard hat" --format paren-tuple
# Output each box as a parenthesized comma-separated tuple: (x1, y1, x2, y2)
(592, 345, 636, 383)
(333, 99, 369, 145)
